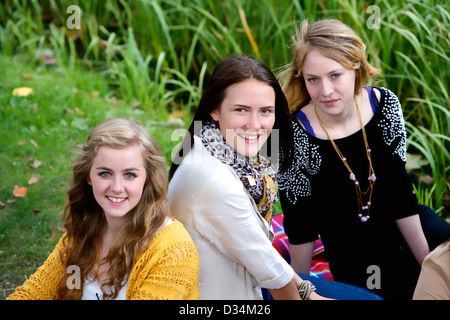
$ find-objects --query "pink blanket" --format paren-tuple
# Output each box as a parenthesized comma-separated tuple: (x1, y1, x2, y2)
(272, 214, 333, 281)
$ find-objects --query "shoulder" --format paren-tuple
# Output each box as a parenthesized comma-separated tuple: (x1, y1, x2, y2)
(286, 117, 321, 166)
(173, 136, 233, 177)
(293, 103, 315, 132)
(150, 219, 196, 248)
(371, 87, 381, 102)
(167, 140, 251, 226)
(42, 234, 67, 264)
(138, 219, 198, 263)
(298, 102, 315, 118)
(375, 87, 407, 161)
(377, 87, 401, 111)
(128, 219, 200, 299)
(376, 87, 404, 120)
(169, 137, 244, 196)
(278, 119, 322, 204)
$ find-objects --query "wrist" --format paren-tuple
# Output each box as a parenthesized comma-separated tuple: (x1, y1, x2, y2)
(308, 291, 321, 300)
(297, 280, 316, 300)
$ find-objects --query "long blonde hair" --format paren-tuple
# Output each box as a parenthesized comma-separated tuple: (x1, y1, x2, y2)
(278, 19, 380, 111)
(58, 118, 169, 299)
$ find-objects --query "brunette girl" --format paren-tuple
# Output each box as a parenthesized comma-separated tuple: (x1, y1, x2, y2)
(167, 54, 380, 300)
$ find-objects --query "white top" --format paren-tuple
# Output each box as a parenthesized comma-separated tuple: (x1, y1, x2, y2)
(81, 218, 173, 300)
(81, 277, 127, 300)
(167, 136, 293, 300)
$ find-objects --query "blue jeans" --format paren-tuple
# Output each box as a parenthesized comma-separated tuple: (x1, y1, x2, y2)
(299, 273, 383, 300)
(262, 273, 383, 300)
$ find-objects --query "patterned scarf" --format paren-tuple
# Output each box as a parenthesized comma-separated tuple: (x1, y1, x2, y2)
(200, 120, 278, 222)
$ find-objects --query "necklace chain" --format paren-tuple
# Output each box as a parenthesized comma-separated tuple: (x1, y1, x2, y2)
(315, 97, 376, 222)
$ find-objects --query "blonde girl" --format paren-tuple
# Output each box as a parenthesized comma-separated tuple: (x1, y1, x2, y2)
(277, 19, 449, 299)
(8, 118, 199, 300)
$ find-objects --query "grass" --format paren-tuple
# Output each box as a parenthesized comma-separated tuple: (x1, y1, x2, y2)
(0, 0, 448, 299)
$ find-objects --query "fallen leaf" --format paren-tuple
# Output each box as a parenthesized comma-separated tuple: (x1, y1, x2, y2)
(406, 153, 428, 170)
(131, 98, 141, 108)
(170, 110, 186, 118)
(28, 175, 42, 185)
(31, 159, 42, 168)
(105, 96, 120, 106)
(13, 185, 27, 197)
(75, 107, 85, 115)
(419, 174, 434, 185)
(167, 117, 185, 127)
(20, 73, 33, 79)
(64, 108, 74, 115)
(12, 87, 34, 97)
(30, 139, 39, 148)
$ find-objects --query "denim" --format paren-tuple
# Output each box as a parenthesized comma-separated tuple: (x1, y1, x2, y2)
(262, 273, 383, 300)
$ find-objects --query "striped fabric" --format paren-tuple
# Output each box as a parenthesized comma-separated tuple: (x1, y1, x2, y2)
(272, 214, 333, 280)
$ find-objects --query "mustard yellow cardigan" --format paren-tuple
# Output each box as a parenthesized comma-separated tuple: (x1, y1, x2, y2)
(7, 219, 200, 300)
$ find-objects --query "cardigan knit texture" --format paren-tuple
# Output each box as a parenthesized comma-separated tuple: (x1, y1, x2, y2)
(7, 219, 200, 300)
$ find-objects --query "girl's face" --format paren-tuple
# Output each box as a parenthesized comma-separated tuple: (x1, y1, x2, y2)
(89, 144, 147, 227)
(210, 78, 276, 157)
(302, 49, 357, 116)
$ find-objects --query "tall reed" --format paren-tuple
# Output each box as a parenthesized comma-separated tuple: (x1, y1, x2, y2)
(1, 0, 448, 215)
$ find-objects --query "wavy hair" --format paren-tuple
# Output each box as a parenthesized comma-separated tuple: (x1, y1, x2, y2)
(58, 118, 168, 299)
(278, 19, 381, 111)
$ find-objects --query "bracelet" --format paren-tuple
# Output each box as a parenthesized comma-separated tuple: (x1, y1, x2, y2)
(298, 280, 316, 300)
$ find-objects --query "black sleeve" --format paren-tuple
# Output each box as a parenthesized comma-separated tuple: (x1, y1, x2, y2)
(375, 88, 418, 220)
(277, 120, 321, 245)
(279, 188, 320, 245)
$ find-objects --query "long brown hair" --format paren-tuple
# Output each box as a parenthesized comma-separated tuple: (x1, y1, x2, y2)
(278, 19, 380, 111)
(58, 118, 168, 299)
(169, 54, 294, 179)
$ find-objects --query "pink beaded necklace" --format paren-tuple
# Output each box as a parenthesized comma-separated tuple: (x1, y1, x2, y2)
(315, 97, 376, 222)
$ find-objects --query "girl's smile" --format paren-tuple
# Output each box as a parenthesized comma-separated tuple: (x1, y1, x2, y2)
(106, 196, 127, 206)
(210, 78, 276, 157)
(88, 144, 147, 227)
